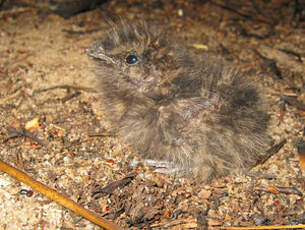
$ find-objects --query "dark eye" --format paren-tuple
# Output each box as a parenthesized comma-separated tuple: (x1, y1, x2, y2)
(125, 55, 139, 65)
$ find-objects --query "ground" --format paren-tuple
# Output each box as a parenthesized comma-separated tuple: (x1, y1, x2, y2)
(0, 0, 305, 229)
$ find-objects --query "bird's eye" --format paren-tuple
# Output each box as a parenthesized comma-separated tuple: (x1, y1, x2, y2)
(125, 55, 139, 65)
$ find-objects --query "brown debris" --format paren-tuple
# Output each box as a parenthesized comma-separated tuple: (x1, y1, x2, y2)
(282, 95, 305, 111)
(1, 0, 305, 229)
(296, 140, 305, 169)
(92, 172, 137, 197)
(5, 126, 49, 151)
(33, 84, 96, 95)
(256, 139, 287, 165)
(256, 185, 302, 196)
(0, 159, 121, 230)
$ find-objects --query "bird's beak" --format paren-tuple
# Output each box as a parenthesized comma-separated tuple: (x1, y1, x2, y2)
(86, 43, 116, 64)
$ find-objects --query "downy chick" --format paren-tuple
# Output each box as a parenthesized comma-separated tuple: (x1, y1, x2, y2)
(86, 21, 270, 181)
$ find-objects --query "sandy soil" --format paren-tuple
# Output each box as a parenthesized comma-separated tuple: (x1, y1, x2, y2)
(0, 0, 305, 229)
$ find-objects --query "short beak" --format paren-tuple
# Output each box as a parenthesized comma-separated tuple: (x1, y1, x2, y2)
(86, 44, 115, 64)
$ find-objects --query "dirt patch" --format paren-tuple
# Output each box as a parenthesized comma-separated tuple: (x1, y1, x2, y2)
(0, 0, 305, 229)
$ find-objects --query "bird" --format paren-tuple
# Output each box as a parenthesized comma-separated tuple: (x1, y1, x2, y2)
(86, 20, 270, 181)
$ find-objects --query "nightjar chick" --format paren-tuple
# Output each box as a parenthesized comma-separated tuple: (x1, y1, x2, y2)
(86, 21, 270, 181)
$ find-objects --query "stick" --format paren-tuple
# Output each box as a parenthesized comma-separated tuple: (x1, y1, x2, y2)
(0, 159, 121, 230)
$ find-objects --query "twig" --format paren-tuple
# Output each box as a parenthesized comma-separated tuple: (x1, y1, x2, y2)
(246, 171, 276, 180)
(0, 159, 122, 230)
(5, 127, 49, 151)
(87, 132, 113, 137)
(256, 139, 286, 166)
(256, 185, 302, 196)
(61, 91, 81, 103)
(62, 28, 101, 35)
(92, 172, 137, 198)
(150, 217, 197, 228)
(210, 1, 272, 25)
(253, 49, 282, 79)
(33, 84, 96, 95)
